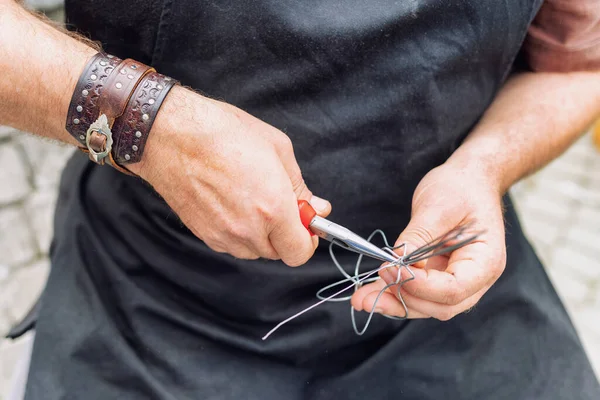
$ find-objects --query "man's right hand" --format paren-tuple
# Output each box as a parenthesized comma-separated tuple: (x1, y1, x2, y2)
(0, 2, 330, 266)
(129, 86, 331, 266)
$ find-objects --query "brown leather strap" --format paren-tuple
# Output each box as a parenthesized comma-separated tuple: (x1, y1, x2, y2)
(97, 59, 154, 126)
(111, 72, 178, 164)
(85, 58, 154, 158)
(66, 52, 176, 174)
(65, 53, 122, 146)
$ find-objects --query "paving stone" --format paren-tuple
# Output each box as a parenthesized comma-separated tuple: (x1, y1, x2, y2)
(2, 259, 49, 324)
(516, 214, 561, 250)
(575, 206, 600, 227)
(0, 144, 31, 205)
(552, 182, 600, 208)
(33, 147, 72, 190)
(574, 320, 600, 379)
(571, 307, 600, 342)
(584, 338, 600, 382)
(588, 152, 600, 172)
(0, 264, 9, 284)
(547, 267, 590, 305)
(0, 332, 34, 400)
(0, 126, 15, 140)
(24, 0, 64, 9)
(0, 207, 38, 267)
(533, 172, 588, 198)
(544, 154, 591, 178)
(593, 285, 600, 308)
(0, 311, 11, 339)
(552, 247, 600, 281)
(520, 193, 574, 221)
(565, 225, 600, 255)
(24, 190, 58, 255)
(16, 133, 73, 190)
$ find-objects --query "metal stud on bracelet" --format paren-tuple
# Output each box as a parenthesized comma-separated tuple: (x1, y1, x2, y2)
(66, 52, 177, 174)
(110, 71, 178, 165)
(65, 53, 122, 146)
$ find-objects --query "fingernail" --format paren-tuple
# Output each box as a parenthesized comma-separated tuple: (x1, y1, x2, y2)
(374, 308, 384, 314)
(310, 195, 330, 212)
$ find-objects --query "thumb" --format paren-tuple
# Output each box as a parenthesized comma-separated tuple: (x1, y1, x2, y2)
(274, 135, 331, 217)
(394, 204, 456, 263)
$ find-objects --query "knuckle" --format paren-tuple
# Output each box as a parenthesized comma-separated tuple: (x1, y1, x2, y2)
(263, 249, 280, 260)
(290, 172, 308, 196)
(435, 308, 457, 321)
(202, 233, 228, 253)
(444, 288, 466, 305)
(231, 248, 259, 260)
(223, 218, 256, 246)
(207, 242, 227, 254)
(406, 226, 435, 247)
(283, 243, 314, 267)
(285, 254, 310, 267)
(464, 300, 480, 314)
(491, 252, 507, 279)
(274, 134, 293, 153)
(256, 199, 286, 230)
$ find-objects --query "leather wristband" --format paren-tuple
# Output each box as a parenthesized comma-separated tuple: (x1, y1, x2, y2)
(66, 52, 176, 174)
(111, 72, 178, 165)
(65, 53, 122, 145)
(85, 58, 154, 167)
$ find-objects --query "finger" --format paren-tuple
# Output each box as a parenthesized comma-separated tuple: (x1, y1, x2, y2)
(222, 244, 261, 260)
(273, 135, 332, 213)
(394, 204, 457, 255)
(393, 284, 489, 321)
(381, 245, 495, 305)
(310, 195, 332, 218)
(269, 195, 316, 267)
(311, 235, 319, 251)
(351, 279, 430, 319)
(236, 228, 281, 260)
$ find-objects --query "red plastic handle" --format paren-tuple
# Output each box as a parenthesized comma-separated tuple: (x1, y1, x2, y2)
(297, 200, 316, 235)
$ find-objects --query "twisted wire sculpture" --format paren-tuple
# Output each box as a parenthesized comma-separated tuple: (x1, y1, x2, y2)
(263, 222, 481, 340)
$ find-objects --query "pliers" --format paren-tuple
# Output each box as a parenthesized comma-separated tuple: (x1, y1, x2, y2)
(298, 200, 399, 264)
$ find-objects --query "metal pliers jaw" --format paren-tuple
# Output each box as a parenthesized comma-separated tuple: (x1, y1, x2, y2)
(297, 200, 400, 264)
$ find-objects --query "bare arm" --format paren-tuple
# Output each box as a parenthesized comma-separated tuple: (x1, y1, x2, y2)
(354, 70, 600, 320)
(0, 0, 96, 145)
(449, 71, 600, 194)
(0, 0, 331, 266)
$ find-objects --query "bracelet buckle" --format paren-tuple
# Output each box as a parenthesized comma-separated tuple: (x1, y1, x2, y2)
(85, 114, 113, 165)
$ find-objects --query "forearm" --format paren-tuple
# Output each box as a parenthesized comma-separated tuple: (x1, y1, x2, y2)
(448, 71, 600, 194)
(0, 0, 97, 145)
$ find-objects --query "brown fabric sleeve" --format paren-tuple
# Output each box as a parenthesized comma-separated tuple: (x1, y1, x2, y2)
(524, 0, 600, 72)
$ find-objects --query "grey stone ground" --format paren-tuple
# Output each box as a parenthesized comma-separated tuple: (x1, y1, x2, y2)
(1, 128, 600, 399)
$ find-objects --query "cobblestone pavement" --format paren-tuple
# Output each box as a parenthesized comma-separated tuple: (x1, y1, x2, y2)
(1, 127, 599, 398)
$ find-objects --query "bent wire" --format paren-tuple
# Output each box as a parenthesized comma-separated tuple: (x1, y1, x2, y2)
(262, 222, 482, 340)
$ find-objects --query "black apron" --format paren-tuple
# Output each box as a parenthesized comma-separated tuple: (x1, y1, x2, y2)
(24, 1, 600, 399)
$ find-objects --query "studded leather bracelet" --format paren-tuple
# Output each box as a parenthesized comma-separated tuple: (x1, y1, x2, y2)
(111, 71, 177, 165)
(66, 52, 178, 174)
(66, 52, 122, 146)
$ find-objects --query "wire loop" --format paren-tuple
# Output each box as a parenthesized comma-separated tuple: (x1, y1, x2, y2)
(262, 222, 482, 340)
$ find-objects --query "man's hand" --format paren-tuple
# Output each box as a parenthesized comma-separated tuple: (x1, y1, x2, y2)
(0, 3, 331, 267)
(351, 162, 505, 320)
(352, 69, 600, 321)
(129, 87, 331, 266)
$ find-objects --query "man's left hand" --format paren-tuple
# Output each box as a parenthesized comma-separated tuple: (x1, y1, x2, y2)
(351, 162, 506, 320)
